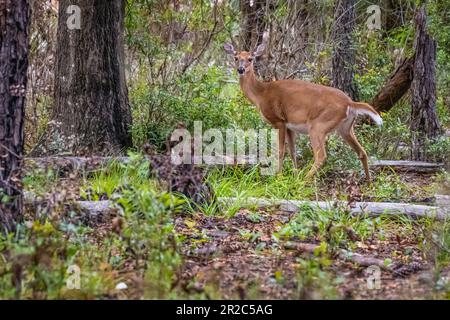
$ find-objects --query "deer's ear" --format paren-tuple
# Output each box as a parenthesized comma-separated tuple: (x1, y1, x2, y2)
(224, 43, 236, 55)
(254, 43, 265, 57)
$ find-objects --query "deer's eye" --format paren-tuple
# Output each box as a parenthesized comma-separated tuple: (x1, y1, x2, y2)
(234, 57, 238, 61)
(248, 58, 253, 62)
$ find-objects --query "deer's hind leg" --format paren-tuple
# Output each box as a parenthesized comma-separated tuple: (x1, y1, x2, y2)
(338, 120, 371, 181)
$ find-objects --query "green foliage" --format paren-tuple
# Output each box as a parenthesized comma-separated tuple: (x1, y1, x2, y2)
(130, 66, 262, 149)
(354, 30, 393, 101)
(275, 204, 379, 248)
(115, 188, 184, 299)
(1, 154, 185, 299)
(81, 152, 156, 200)
(294, 252, 340, 299)
(0, 220, 115, 299)
(206, 166, 315, 208)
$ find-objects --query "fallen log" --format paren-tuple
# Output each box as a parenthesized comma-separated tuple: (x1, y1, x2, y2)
(219, 197, 447, 220)
(68, 200, 114, 216)
(25, 156, 130, 173)
(369, 160, 444, 173)
(436, 194, 450, 210)
(24, 191, 115, 216)
(25, 155, 257, 173)
(283, 242, 394, 270)
(24, 195, 445, 219)
(371, 56, 414, 113)
(26, 157, 447, 176)
(283, 242, 423, 276)
(22, 193, 447, 224)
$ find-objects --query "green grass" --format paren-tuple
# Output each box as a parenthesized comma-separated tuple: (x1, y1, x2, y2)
(360, 170, 433, 202)
(80, 152, 159, 200)
(204, 161, 433, 206)
(23, 167, 60, 195)
(207, 165, 315, 200)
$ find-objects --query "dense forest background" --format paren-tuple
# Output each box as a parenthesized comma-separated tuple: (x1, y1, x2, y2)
(0, 0, 449, 300)
(26, 0, 450, 159)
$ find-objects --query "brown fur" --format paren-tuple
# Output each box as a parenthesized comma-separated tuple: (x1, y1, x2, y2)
(228, 48, 381, 181)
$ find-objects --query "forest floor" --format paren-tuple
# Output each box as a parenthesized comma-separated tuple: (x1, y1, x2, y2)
(82, 188, 449, 299)
(174, 206, 443, 300)
(18, 159, 450, 300)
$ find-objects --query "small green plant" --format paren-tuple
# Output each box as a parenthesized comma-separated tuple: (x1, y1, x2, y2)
(0, 220, 114, 299)
(294, 244, 340, 299)
(275, 204, 381, 249)
(115, 187, 184, 299)
(23, 167, 60, 196)
(129, 66, 263, 149)
(239, 229, 262, 243)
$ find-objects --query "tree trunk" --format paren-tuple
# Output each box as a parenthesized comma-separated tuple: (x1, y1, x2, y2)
(371, 56, 414, 113)
(43, 0, 132, 156)
(410, 6, 441, 161)
(331, 0, 359, 101)
(0, 0, 31, 232)
(240, 0, 266, 51)
(240, 0, 277, 80)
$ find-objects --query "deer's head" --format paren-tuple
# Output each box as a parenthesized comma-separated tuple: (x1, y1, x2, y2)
(224, 43, 265, 77)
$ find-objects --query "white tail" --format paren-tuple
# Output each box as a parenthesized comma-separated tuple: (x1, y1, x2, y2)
(350, 102, 383, 126)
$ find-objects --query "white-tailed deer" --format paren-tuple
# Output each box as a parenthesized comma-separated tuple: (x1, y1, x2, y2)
(224, 43, 382, 181)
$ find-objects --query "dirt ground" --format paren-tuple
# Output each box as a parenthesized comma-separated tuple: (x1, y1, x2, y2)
(174, 205, 447, 300)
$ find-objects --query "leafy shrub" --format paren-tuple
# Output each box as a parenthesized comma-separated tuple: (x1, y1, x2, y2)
(129, 66, 263, 149)
(115, 188, 184, 299)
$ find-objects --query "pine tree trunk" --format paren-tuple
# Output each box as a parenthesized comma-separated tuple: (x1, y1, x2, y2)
(43, 0, 132, 156)
(0, 0, 31, 232)
(410, 6, 441, 161)
(332, 0, 359, 101)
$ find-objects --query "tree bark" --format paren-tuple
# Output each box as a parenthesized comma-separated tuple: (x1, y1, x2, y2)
(371, 56, 414, 113)
(410, 6, 441, 161)
(332, 0, 359, 101)
(41, 0, 132, 156)
(0, 0, 31, 232)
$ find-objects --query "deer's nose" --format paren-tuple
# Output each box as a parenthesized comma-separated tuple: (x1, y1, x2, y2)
(237, 67, 245, 74)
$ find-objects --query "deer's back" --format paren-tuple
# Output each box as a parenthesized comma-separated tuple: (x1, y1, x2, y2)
(260, 79, 352, 124)
(266, 79, 352, 106)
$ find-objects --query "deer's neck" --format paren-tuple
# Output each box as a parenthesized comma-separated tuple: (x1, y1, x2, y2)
(239, 69, 266, 107)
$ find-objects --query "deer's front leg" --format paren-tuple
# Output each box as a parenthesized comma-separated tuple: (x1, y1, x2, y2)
(275, 123, 286, 173)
